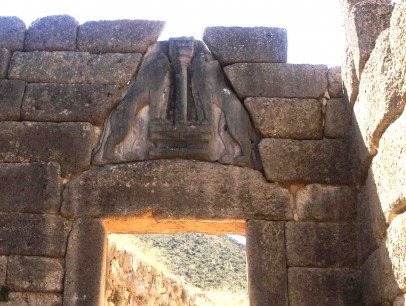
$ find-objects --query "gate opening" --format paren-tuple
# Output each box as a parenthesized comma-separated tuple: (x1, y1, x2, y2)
(103, 217, 247, 306)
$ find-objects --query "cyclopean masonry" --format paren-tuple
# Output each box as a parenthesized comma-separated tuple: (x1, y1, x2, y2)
(0, 5, 404, 305)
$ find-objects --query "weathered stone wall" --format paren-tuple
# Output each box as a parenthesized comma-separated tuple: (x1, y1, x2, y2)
(0, 13, 364, 306)
(0, 15, 164, 306)
(106, 239, 212, 306)
(341, 0, 406, 304)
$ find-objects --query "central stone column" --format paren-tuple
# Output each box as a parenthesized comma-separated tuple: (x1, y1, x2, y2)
(169, 37, 194, 124)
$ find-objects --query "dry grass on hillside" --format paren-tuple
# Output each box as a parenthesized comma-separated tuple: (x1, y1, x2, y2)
(108, 233, 248, 306)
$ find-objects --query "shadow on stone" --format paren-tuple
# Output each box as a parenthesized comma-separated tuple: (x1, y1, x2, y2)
(350, 100, 404, 305)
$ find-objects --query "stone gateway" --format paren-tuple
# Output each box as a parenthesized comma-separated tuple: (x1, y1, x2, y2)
(0, 2, 405, 304)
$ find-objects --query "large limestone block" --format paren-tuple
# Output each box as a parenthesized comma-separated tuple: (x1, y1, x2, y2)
(22, 83, 120, 125)
(325, 98, 352, 138)
(390, 0, 406, 68)
(357, 172, 388, 264)
(4, 292, 62, 306)
(9, 51, 141, 85)
(0, 48, 11, 78)
(361, 213, 406, 305)
(353, 30, 405, 161)
(0, 213, 70, 257)
(0, 80, 25, 121)
(286, 222, 357, 267)
(347, 2, 393, 77)
(350, 112, 374, 184)
(77, 20, 165, 53)
(246, 221, 287, 306)
(7, 256, 64, 292)
(288, 268, 361, 306)
(0, 162, 61, 214)
(62, 160, 293, 220)
(9, 51, 86, 83)
(394, 295, 406, 306)
(0, 17, 26, 51)
(25, 15, 78, 51)
(259, 138, 351, 184)
(371, 110, 406, 221)
(203, 27, 287, 65)
(85, 53, 142, 85)
(386, 213, 406, 293)
(342, 46, 360, 106)
(224, 63, 328, 99)
(0, 122, 96, 176)
(64, 218, 107, 306)
(245, 97, 323, 139)
(296, 185, 356, 221)
(327, 66, 344, 98)
(0, 256, 6, 286)
(340, 0, 391, 15)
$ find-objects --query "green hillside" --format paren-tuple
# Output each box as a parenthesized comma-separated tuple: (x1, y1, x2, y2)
(120, 233, 248, 293)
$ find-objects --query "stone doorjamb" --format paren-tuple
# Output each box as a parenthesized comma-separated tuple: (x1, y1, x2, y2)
(61, 160, 291, 306)
(63, 217, 287, 306)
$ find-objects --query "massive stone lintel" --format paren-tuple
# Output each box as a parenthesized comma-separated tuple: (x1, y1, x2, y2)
(93, 39, 261, 169)
(61, 160, 293, 220)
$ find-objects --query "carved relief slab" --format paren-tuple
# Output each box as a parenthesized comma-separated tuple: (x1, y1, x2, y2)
(93, 38, 261, 169)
